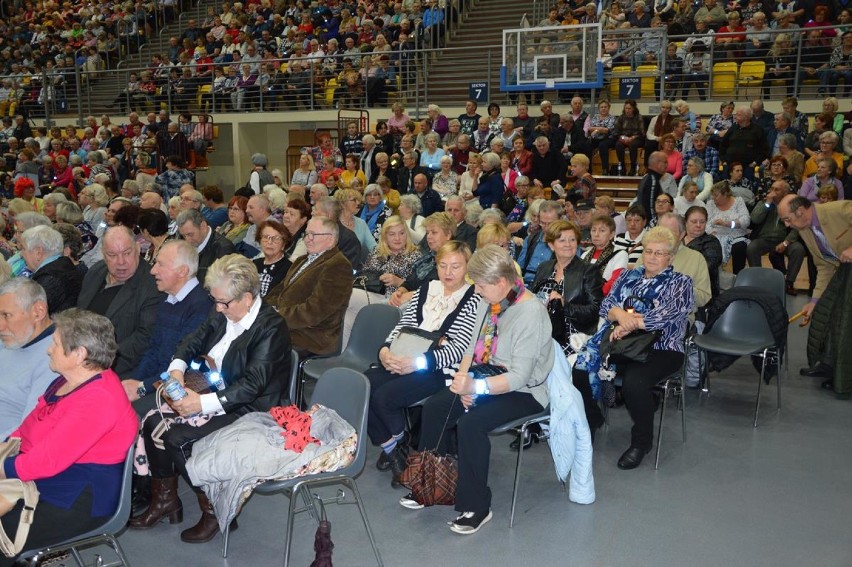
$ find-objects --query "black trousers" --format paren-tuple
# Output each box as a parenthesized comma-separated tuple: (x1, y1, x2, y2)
(620, 350, 684, 449)
(143, 411, 239, 492)
(418, 387, 543, 513)
(731, 241, 748, 274)
(747, 238, 806, 286)
(365, 366, 448, 446)
(0, 489, 103, 566)
(572, 368, 605, 431)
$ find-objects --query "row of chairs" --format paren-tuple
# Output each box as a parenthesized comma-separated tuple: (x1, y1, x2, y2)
(609, 61, 774, 99)
(19, 268, 786, 565)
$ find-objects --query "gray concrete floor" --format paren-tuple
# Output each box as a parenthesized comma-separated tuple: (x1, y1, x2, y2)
(74, 294, 852, 567)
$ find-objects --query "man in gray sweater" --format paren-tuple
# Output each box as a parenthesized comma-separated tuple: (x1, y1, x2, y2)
(0, 278, 57, 439)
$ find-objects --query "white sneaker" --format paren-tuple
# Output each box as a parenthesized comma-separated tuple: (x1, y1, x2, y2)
(399, 492, 424, 510)
(448, 509, 492, 534)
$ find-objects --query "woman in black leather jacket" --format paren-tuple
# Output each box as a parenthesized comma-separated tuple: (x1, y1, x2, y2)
(130, 254, 291, 544)
(531, 219, 604, 353)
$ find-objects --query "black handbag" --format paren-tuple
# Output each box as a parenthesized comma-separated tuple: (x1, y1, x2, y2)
(354, 271, 386, 295)
(468, 363, 507, 379)
(599, 294, 661, 366)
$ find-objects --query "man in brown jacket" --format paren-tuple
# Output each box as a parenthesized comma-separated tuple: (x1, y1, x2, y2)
(266, 216, 353, 357)
(779, 196, 852, 397)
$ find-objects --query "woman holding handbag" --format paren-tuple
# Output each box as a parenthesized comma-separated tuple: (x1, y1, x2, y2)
(366, 241, 479, 488)
(0, 309, 138, 565)
(400, 245, 554, 535)
(574, 227, 694, 469)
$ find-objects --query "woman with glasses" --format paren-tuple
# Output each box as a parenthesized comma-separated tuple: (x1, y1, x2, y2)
(678, 156, 714, 201)
(335, 189, 377, 254)
(216, 196, 251, 246)
(253, 219, 292, 297)
(682, 205, 723, 298)
(705, 101, 734, 150)
(574, 227, 694, 467)
(358, 184, 392, 241)
(130, 254, 291, 544)
(706, 182, 750, 273)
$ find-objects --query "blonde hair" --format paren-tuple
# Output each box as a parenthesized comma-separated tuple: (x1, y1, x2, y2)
(7, 198, 34, 216)
(376, 215, 417, 256)
(435, 240, 472, 264)
(467, 244, 518, 285)
(423, 211, 455, 237)
(205, 254, 261, 299)
(334, 188, 363, 206)
(476, 222, 511, 248)
(642, 226, 677, 252)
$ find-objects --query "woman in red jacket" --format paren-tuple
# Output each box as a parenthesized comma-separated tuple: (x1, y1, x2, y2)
(0, 308, 138, 565)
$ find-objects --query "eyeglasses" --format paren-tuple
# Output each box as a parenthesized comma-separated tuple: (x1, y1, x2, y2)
(261, 234, 283, 242)
(642, 249, 672, 258)
(655, 198, 672, 204)
(304, 231, 332, 240)
(208, 294, 236, 309)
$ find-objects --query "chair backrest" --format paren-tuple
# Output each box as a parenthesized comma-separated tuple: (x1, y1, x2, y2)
(310, 368, 370, 473)
(739, 61, 766, 81)
(637, 65, 657, 98)
(610, 66, 632, 98)
(712, 62, 737, 95)
(343, 303, 401, 368)
(708, 299, 774, 343)
(288, 348, 299, 404)
(734, 267, 786, 308)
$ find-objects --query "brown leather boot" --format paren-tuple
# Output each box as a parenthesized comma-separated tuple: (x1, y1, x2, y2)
(180, 492, 222, 543)
(128, 476, 183, 529)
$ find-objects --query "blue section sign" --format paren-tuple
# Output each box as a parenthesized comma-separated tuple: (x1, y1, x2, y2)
(469, 82, 489, 103)
(619, 77, 640, 99)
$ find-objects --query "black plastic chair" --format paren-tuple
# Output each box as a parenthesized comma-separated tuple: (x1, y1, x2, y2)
(222, 368, 382, 566)
(693, 299, 781, 427)
(18, 440, 137, 567)
(299, 304, 401, 406)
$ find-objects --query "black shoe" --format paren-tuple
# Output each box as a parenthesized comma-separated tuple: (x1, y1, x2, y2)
(617, 446, 650, 470)
(130, 475, 151, 517)
(800, 363, 832, 378)
(376, 451, 392, 471)
(785, 283, 797, 296)
(821, 378, 834, 390)
(448, 509, 493, 535)
(388, 446, 408, 489)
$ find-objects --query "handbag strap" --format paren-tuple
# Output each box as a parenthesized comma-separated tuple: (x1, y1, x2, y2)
(0, 480, 39, 558)
(432, 394, 459, 452)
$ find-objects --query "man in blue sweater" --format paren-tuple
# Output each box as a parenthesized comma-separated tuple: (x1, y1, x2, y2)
(121, 239, 213, 417)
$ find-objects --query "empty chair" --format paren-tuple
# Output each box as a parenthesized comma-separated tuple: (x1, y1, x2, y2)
(222, 368, 382, 566)
(693, 299, 781, 427)
(18, 443, 137, 567)
(734, 267, 785, 307)
(737, 60, 765, 97)
(299, 303, 401, 405)
(712, 62, 738, 97)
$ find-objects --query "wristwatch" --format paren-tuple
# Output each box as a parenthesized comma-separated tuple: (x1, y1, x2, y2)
(136, 383, 147, 398)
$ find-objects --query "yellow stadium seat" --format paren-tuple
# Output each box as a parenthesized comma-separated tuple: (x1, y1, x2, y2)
(637, 65, 658, 98)
(738, 61, 765, 97)
(712, 62, 738, 97)
(610, 66, 632, 99)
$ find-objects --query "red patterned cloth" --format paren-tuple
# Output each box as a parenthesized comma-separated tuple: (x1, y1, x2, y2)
(268, 405, 320, 453)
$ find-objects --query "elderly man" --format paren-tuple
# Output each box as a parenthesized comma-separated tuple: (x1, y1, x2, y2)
(266, 216, 353, 357)
(747, 181, 805, 296)
(766, 112, 802, 159)
(177, 208, 236, 281)
(694, 0, 726, 27)
(778, 195, 852, 397)
(309, 183, 329, 206)
(397, 150, 425, 195)
(0, 278, 56, 439)
(140, 190, 165, 212)
(237, 193, 274, 258)
(20, 225, 83, 314)
(123, 240, 213, 413)
(361, 134, 379, 183)
(719, 106, 769, 182)
(412, 173, 443, 217)
(77, 226, 164, 375)
(531, 136, 566, 193)
(681, 132, 720, 181)
(314, 196, 364, 269)
(445, 195, 477, 251)
(179, 188, 204, 211)
(642, 213, 712, 310)
(635, 151, 668, 225)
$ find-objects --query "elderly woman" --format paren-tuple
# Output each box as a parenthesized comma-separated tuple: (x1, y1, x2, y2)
(498, 152, 518, 196)
(216, 196, 251, 245)
(705, 101, 735, 149)
(335, 189, 376, 253)
(433, 155, 459, 199)
(758, 155, 797, 202)
(585, 99, 617, 174)
(121, 180, 142, 204)
(803, 131, 844, 179)
(643, 101, 674, 164)
(290, 153, 317, 189)
(0, 306, 137, 563)
(776, 133, 804, 186)
(682, 205, 723, 298)
(799, 158, 845, 202)
(254, 219, 292, 297)
(41, 193, 67, 223)
(610, 99, 644, 176)
(677, 156, 714, 201)
(725, 162, 756, 207)
(13, 178, 43, 214)
(458, 152, 482, 200)
(79, 184, 109, 230)
(582, 214, 630, 294)
(358, 184, 392, 241)
(376, 174, 401, 214)
(472, 152, 504, 209)
(510, 136, 533, 177)
(706, 182, 750, 273)
(397, 193, 426, 245)
(367, 241, 479, 486)
(674, 180, 706, 216)
(659, 133, 683, 181)
(419, 132, 446, 174)
(282, 198, 311, 262)
(129, 254, 291, 543)
(574, 227, 694, 467)
(567, 154, 596, 205)
(389, 211, 455, 307)
(339, 153, 367, 191)
(400, 245, 554, 533)
(532, 218, 603, 360)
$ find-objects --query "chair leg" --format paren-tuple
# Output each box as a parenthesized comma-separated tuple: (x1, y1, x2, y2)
(509, 424, 527, 528)
(776, 348, 782, 410)
(222, 523, 230, 558)
(342, 478, 384, 566)
(754, 348, 769, 428)
(654, 382, 668, 470)
(679, 378, 686, 444)
(283, 484, 301, 567)
(105, 536, 131, 567)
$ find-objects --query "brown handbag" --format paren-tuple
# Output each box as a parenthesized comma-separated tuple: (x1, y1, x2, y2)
(0, 438, 40, 558)
(397, 395, 459, 507)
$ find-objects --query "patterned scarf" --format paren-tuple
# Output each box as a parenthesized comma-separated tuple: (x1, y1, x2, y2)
(473, 279, 525, 364)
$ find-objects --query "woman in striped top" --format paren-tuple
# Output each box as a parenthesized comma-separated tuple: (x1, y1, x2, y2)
(366, 241, 480, 487)
(612, 204, 648, 267)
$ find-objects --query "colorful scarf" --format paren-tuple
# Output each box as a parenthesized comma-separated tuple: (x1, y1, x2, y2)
(473, 279, 525, 364)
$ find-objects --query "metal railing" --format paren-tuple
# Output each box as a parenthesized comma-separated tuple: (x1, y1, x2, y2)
(10, 22, 849, 124)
